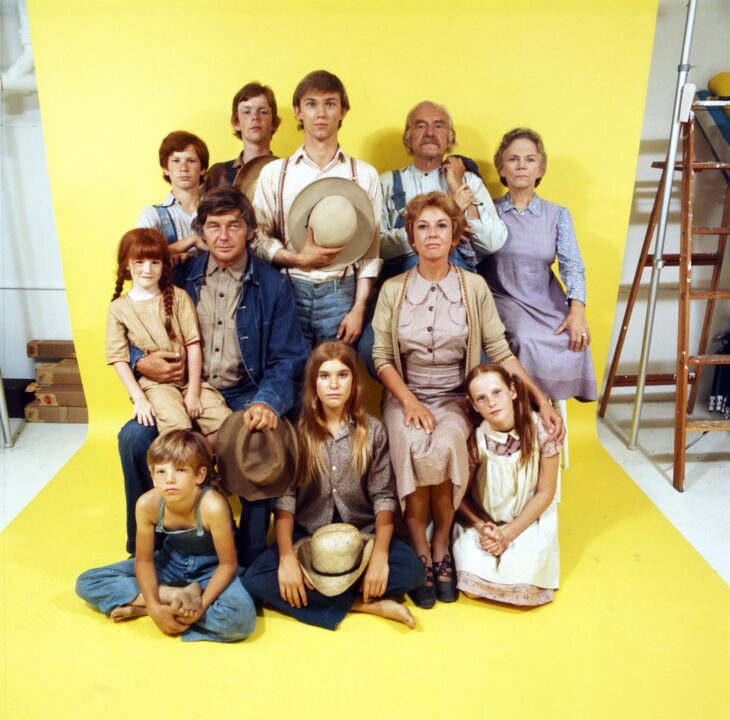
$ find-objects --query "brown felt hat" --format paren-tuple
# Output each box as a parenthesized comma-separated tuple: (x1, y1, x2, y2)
(216, 411, 297, 501)
(233, 155, 279, 201)
(286, 177, 375, 272)
(294, 523, 374, 597)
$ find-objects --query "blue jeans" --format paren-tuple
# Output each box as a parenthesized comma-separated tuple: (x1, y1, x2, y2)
(75, 544, 256, 642)
(118, 384, 273, 565)
(242, 534, 425, 630)
(358, 253, 477, 379)
(289, 274, 355, 350)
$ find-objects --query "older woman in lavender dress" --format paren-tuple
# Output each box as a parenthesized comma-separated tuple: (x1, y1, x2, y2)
(479, 128, 597, 402)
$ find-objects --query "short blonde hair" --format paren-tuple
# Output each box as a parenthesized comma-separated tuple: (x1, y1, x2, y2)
(147, 429, 213, 478)
(405, 192, 466, 251)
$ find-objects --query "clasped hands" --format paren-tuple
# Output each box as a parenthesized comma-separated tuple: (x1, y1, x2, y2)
(476, 521, 510, 557)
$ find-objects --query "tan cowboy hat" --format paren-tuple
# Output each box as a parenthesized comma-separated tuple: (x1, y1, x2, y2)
(294, 523, 374, 597)
(233, 155, 279, 201)
(216, 411, 297, 501)
(286, 177, 375, 272)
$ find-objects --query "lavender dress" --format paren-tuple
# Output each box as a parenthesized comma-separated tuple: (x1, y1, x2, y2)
(480, 195, 597, 401)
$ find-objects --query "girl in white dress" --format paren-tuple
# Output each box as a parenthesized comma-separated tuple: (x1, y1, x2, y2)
(452, 363, 561, 606)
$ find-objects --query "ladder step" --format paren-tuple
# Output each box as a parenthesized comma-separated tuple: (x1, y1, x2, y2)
(652, 160, 730, 170)
(610, 373, 692, 387)
(689, 290, 730, 301)
(644, 253, 720, 267)
(686, 419, 730, 432)
(687, 354, 730, 366)
(692, 227, 730, 235)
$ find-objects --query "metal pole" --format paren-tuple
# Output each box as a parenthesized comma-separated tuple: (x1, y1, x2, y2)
(628, 0, 699, 449)
(0, 367, 14, 448)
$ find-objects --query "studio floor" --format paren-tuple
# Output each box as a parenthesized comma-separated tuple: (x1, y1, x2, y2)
(1, 400, 728, 720)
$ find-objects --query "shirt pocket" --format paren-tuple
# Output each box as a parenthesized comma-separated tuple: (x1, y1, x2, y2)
(398, 302, 418, 328)
(448, 302, 467, 328)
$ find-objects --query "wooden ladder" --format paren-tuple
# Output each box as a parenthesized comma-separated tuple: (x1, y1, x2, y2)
(599, 108, 730, 491)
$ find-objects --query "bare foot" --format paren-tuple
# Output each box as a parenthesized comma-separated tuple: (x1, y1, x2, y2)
(167, 583, 202, 617)
(110, 605, 148, 622)
(352, 598, 416, 628)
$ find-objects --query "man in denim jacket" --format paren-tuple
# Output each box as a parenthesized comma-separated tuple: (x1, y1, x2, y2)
(118, 186, 307, 567)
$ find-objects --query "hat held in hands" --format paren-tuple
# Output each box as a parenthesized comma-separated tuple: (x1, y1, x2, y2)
(217, 411, 297, 501)
(294, 523, 374, 597)
(287, 177, 375, 272)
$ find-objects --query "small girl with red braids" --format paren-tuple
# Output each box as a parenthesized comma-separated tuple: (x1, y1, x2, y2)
(453, 363, 561, 606)
(106, 228, 230, 442)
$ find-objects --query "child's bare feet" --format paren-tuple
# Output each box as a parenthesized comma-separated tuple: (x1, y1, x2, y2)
(167, 583, 202, 617)
(352, 598, 416, 628)
(110, 605, 148, 622)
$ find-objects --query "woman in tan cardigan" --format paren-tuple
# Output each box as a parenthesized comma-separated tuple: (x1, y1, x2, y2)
(371, 192, 562, 609)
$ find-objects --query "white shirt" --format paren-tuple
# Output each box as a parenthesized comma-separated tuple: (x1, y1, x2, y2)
(137, 191, 196, 242)
(252, 146, 383, 283)
(379, 163, 507, 261)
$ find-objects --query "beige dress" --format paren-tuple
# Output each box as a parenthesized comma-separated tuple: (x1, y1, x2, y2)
(452, 414, 560, 606)
(106, 288, 230, 435)
(381, 267, 472, 508)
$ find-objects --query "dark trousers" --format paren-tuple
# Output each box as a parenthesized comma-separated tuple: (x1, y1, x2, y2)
(118, 384, 273, 567)
(242, 533, 425, 630)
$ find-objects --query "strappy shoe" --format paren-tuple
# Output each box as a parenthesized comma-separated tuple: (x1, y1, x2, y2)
(408, 555, 437, 609)
(433, 552, 458, 603)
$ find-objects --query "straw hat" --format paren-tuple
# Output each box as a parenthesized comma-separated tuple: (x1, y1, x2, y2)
(216, 411, 297, 501)
(233, 155, 279, 201)
(286, 177, 375, 272)
(294, 523, 374, 597)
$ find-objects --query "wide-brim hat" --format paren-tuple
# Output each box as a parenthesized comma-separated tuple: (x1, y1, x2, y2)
(286, 177, 375, 272)
(294, 523, 374, 597)
(216, 412, 297, 501)
(233, 155, 279, 201)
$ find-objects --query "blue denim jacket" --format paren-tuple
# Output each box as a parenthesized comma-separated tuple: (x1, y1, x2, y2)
(171, 251, 308, 417)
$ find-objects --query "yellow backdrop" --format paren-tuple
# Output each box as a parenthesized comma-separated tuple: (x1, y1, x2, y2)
(2, 1, 726, 718)
(32, 0, 656, 427)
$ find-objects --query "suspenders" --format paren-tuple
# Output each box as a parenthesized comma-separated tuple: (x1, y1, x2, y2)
(391, 169, 407, 230)
(153, 205, 178, 245)
(277, 155, 359, 242)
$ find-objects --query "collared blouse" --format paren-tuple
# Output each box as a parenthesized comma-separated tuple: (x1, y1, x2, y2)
(274, 414, 398, 534)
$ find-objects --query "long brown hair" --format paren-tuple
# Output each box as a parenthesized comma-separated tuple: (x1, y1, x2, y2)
(297, 342, 371, 488)
(465, 363, 535, 470)
(112, 228, 177, 343)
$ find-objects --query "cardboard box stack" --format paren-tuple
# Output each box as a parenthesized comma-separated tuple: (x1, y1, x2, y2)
(24, 340, 88, 423)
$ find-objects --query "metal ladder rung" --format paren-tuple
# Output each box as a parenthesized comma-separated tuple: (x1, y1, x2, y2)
(688, 290, 730, 301)
(644, 253, 720, 267)
(652, 160, 730, 170)
(687, 354, 730, 366)
(691, 227, 730, 235)
(686, 419, 730, 432)
(610, 373, 687, 387)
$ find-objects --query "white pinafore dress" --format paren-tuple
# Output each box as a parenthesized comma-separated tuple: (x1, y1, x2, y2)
(452, 417, 560, 605)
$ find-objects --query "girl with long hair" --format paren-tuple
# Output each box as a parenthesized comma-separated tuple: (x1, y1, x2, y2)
(453, 363, 561, 606)
(244, 341, 424, 629)
(106, 228, 230, 442)
(372, 192, 562, 609)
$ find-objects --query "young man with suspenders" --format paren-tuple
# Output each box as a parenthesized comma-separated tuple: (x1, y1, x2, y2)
(252, 70, 382, 349)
